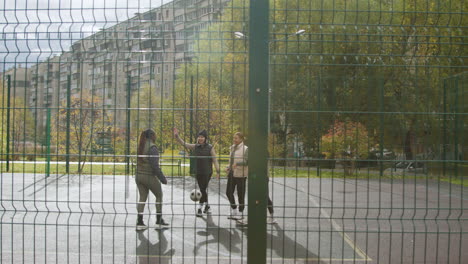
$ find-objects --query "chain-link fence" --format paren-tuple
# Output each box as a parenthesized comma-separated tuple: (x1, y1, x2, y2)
(1, 0, 466, 263)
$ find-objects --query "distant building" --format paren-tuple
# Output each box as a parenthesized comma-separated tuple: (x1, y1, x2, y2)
(0, 66, 30, 102)
(29, 56, 61, 137)
(2, 0, 231, 134)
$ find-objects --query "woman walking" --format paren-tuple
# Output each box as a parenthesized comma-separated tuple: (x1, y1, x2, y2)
(135, 129, 169, 230)
(174, 128, 220, 216)
(226, 132, 248, 220)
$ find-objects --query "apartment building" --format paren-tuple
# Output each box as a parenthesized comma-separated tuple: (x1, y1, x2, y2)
(0, 0, 231, 133)
(29, 56, 61, 136)
(0, 66, 30, 101)
(56, 0, 230, 129)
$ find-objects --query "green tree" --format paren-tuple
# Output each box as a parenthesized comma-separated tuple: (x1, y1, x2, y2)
(129, 84, 174, 153)
(0, 86, 35, 161)
(173, 69, 238, 153)
(179, 0, 465, 158)
(10, 97, 35, 160)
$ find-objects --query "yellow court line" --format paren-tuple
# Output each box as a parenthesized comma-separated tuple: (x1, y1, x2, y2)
(304, 187, 372, 261)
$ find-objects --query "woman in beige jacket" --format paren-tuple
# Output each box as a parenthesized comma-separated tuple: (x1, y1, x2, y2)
(226, 132, 248, 220)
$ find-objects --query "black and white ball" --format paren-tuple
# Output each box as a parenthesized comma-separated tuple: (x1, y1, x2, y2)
(190, 189, 202, 202)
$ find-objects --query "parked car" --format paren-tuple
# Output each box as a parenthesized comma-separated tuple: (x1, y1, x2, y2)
(368, 148, 396, 160)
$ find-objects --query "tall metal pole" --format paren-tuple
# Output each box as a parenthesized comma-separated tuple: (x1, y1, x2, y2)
(45, 108, 51, 177)
(66, 75, 71, 174)
(126, 75, 131, 175)
(190, 75, 194, 143)
(6, 75, 11, 172)
(189, 75, 195, 175)
(247, 0, 269, 262)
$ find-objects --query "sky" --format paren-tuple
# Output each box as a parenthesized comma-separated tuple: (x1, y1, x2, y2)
(1, 0, 172, 71)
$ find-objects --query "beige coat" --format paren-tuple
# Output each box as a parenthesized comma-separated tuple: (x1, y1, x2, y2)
(229, 142, 248, 178)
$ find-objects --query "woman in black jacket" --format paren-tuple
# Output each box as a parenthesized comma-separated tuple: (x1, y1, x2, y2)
(174, 128, 220, 216)
(135, 129, 169, 230)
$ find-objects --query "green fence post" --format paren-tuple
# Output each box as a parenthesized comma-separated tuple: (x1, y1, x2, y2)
(126, 75, 131, 175)
(5, 75, 11, 172)
(45, 108, 51, 177)
(248, 0, 269, 263)
(66, 75, 71, 174)
(443, 78, 447, 176)
(189, 75, 195, 175)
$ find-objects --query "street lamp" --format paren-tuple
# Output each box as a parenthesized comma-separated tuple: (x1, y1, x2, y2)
(233, 29, 306, 133)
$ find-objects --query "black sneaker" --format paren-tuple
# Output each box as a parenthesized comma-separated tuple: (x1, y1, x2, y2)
(196, 208, 203, 217)
(203, 205, 212, 214)
(155, 218, 170, 230)
(136, 220, 148, 231)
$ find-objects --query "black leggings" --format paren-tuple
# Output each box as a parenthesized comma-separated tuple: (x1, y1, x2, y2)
(226, 173, 247, 212)
(196, 173, 212, 204)
(268, 196, 274, 215)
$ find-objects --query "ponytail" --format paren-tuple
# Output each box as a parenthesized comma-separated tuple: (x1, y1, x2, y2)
(137, 129, 156, 163)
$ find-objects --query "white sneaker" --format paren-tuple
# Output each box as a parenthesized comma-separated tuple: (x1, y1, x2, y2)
(267, 215, 277, 224)
(236, 218, 247, 227)
(236, 212, 244, 220)
(136, 223, 148, 231)
(228, 208, 237, 219)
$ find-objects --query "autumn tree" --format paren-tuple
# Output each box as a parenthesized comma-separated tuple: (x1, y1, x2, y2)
(129, 84, 174, 153)
(0, 84, 35, 161)
(51, 91, 112, 173)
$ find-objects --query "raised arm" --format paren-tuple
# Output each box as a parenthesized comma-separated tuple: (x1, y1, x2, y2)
(173, 127, 195, 150)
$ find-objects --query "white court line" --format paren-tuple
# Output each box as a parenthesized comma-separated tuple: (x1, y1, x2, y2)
(299, 186, 372, 262)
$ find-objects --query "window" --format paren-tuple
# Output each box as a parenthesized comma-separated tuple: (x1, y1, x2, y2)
(165, 65, 168, 72)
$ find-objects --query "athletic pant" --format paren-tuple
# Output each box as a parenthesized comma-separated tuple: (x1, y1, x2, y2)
(196, 173, 212, 204)
(268, 196, 274, 215)
(226, 172, 247, 212)
(136, 174, 163, 214)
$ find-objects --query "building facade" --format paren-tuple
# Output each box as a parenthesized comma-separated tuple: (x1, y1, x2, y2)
(1, 0, 231, 134)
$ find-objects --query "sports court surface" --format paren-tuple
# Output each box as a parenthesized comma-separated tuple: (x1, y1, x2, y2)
(1, 172, 467, 263)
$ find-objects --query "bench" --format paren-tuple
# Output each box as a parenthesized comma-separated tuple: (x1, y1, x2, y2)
(131, 158, 182, 176)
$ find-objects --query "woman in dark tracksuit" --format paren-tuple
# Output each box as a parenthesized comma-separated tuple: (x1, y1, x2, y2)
(174, 128, 220, 217)
(135, 129, 169, 231)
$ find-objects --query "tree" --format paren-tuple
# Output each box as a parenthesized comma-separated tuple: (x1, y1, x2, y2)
(172, 69, 238, 153)
(321, 120, 370, 175)
(10, 97, 35, 160)
(51, 91, 112, 173)
(0, 84, 35, 161)
(129, 84, 174, 153)
(177, 0, 465, 158)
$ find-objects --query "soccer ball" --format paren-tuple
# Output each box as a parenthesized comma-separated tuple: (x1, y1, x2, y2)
(190, 189, 202, 202)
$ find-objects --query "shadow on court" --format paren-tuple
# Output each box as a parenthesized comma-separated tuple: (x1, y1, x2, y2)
(136, 229, 175, 264)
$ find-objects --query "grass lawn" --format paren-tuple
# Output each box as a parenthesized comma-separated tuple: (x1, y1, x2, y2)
(1, 161, 466, 187)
